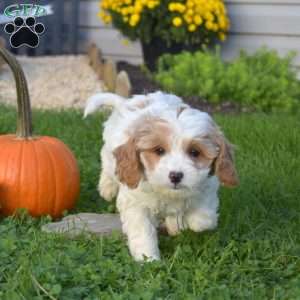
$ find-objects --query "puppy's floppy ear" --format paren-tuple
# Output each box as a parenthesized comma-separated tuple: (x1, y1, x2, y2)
(214, 136, 239, 187)
(113, 138, 143, 189)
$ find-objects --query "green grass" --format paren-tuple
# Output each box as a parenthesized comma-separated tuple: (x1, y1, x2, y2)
(0, 105, 299, 299)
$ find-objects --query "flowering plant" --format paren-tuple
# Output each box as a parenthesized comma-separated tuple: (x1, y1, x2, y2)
(99, 0, 230, 46)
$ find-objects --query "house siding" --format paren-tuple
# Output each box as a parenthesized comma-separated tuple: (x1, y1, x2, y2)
(79, 0, 300, 66)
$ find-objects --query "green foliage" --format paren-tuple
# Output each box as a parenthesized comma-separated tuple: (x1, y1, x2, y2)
(155, 47, 300, 111)
(0, 105, 299, 299)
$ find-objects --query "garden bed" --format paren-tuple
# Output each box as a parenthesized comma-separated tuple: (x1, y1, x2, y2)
(0, 55, 104, 109)
(117, 61, 248, 114)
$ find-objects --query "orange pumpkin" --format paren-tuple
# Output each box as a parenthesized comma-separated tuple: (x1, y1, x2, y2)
(0, 47, 80, 218)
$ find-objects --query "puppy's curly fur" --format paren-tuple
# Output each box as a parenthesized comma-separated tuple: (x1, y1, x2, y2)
(85, 92, 238, 261)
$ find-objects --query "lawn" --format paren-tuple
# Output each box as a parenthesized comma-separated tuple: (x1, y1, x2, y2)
(0, 104, 299, 300)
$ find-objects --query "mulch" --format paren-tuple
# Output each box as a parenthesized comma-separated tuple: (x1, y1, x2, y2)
(117, 61, 249, 114)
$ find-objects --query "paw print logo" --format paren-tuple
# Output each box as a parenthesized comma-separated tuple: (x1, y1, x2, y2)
(4, 17, 45, 48)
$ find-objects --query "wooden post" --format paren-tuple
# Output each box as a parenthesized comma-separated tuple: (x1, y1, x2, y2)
(103, 59, 117, 92)
(87, 43, 132, 97)
(115, 71, 131, 98)
(87, 43, 104, 79)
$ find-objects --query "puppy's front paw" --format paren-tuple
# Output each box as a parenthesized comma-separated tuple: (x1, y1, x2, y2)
(185, 211, 218, 233)
(128, 234, 161, 262)
(98, 173, 119, 201)
(131, 249, 160, 262)
(165, 216, 184, 236)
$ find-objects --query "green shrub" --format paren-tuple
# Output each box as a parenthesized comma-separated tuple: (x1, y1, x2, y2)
(155, 48, 300, 111)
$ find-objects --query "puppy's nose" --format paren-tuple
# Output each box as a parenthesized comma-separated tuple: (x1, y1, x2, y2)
(169, 171, 184, 184)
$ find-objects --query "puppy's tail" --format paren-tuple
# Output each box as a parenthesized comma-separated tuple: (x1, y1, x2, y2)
(84, 93, 126, 118)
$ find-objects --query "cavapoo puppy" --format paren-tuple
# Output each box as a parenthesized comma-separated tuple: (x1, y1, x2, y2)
(84, 91, 238, 261)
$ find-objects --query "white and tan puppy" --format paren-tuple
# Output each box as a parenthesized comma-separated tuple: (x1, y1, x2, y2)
(84, 91, 238, 261)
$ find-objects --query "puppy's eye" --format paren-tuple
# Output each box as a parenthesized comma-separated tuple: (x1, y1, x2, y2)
(154, 147, 165, 156)
(189, 148, 200, 158)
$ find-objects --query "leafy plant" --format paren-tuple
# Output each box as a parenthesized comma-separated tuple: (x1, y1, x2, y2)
(98, 0, 229, 45)
(155, 47, 300, 111)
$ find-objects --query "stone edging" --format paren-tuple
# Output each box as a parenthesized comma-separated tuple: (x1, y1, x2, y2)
(87, 43, 132, 98)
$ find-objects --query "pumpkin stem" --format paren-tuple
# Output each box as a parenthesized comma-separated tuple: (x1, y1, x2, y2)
(0, 46, 33, 138)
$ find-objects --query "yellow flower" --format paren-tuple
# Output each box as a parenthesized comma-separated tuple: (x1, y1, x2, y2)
(195, 6, 203, 15)
(172, 17, 183, 27)
(218, 16, 230, 30)
(129, 20, 137, 26)
(99, 11, 112, 23)
(147, 1, 157, 9)
(168, 3, 176, 11)
(98, 11, 105, 19)
(206, 2, 213, 11)
(122, 39, 130, 45)
(98, 0, 230, 35)
(180, 4, 186, 13)
(218, 16, 226, 29)
(121, 7, 129, 15)
(127, 6, 134, 13)
(218, 2, 226, 13)
(134, 2, 143, 13)
(103, 14, 112, 24)
(187, 1, 194, 8)
(186, 9, 194, 16)
(219, 32, 226, 41)
(204, 12, 214, 21)
(188, 24, 197, 32)
(184, 14, 193, 24)
(175, 3, 185, 13)
(101, 2, 108, 9)
(205, 20, 214, 30)
(212, 23, 219, 31)
(130, 13, 140, 24)
(194, 15, 203, 25)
